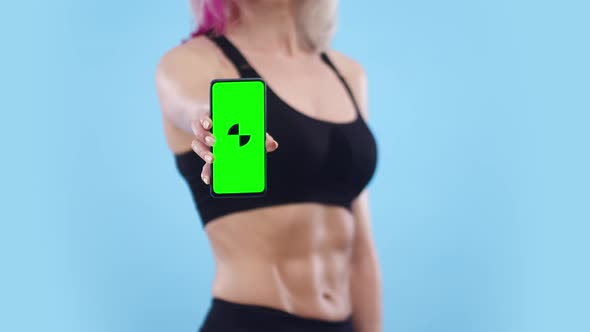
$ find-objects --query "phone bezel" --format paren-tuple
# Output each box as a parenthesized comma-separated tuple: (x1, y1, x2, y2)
(209, 78, 267, 198)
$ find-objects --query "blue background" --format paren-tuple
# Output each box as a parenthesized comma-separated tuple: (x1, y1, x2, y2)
(1, 1, 588, 331)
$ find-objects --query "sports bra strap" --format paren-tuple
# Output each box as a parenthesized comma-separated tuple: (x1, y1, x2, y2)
(320, 52, 363, 116)
(205, 32, 260, 78)
(205, 31, 362, 116)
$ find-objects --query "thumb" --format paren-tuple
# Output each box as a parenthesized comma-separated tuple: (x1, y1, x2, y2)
(265, 133, 279, 152)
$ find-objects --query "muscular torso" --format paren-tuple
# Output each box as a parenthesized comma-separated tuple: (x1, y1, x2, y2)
(206, 204, 355, 320)
(160, 33, 364, 321)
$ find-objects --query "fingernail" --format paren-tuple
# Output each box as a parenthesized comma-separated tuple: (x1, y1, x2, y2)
(204, 154, 212, 163)
(203, 120, 210, 129)
(202, 175, 209, 184)
(205, 136, 215, 146)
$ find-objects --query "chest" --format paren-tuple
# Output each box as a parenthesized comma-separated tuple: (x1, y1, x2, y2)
(266, 103, 377, 196)
(238, 55, 358, 124)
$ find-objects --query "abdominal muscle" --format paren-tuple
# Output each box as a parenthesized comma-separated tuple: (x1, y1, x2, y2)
(204, 202, 356, 321)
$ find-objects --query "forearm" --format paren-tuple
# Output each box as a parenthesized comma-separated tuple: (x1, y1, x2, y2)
(350, 254, 383, 332)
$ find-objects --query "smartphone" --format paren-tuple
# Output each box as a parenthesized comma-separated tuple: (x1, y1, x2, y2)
(210, 78, 267, 197)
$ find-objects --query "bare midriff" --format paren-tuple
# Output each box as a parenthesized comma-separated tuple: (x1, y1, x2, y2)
(205, 202, 355, 321)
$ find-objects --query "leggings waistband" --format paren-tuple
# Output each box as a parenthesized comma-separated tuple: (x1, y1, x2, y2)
(200, 297, 354, 332)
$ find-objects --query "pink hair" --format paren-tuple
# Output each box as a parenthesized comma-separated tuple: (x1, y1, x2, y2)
(190, 0, 228, 38)
(186, 0, 337, 51)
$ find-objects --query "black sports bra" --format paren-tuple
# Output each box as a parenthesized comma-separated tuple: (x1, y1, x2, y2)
(175, 33, 378, 227)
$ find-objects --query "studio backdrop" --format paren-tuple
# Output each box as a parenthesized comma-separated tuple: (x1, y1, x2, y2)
(0, 1, 588, 332)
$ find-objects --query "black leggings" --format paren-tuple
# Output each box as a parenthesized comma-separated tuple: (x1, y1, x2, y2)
(199, 297, 355, 332)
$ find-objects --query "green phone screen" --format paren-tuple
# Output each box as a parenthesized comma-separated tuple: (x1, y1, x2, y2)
(210, 79, 266, 196)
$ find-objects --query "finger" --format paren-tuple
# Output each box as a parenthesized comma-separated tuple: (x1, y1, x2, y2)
(191, 120, 215, 146)
(200, 115, 212, 130)
(265, 133, 279, 152)
(201, 163, 211, 185)
(191, 139, 214, 164)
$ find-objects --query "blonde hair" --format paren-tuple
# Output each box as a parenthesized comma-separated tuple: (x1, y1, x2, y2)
(189, 0, 338, 52)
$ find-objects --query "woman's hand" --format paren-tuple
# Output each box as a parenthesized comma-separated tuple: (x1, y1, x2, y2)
(190, 110, 279, 185)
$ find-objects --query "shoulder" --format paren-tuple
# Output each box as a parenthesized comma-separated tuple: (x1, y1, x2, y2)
(325, 50, 369, 118)
(157, 36, 220, 75)
(325, 50, 366, 81)
(155, 36, 222, 98)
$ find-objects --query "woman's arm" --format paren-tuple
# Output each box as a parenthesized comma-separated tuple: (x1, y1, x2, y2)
(155, 38, 279, 182)
(155, 38, 220, 135)
(350, 190, 383, 332)
(328, 50, 383, 332)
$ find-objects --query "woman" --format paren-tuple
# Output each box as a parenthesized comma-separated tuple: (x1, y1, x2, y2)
(155, 1, 382, 331)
